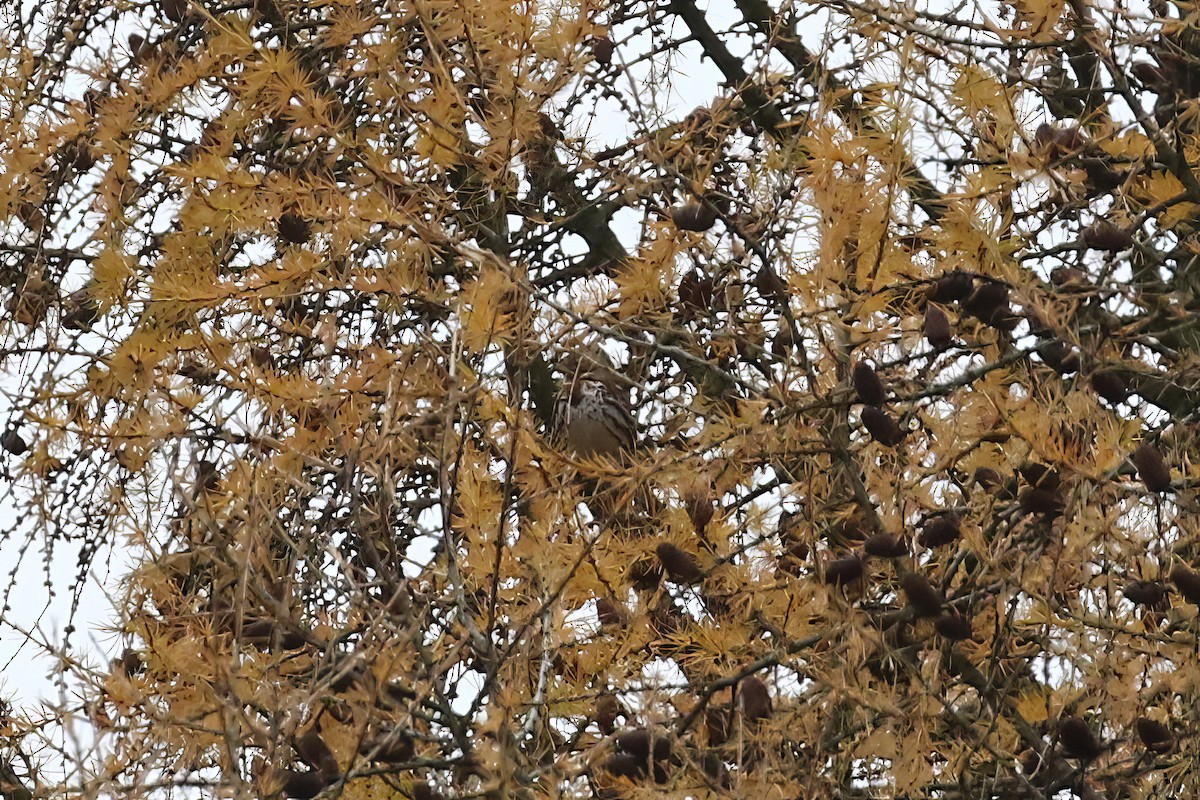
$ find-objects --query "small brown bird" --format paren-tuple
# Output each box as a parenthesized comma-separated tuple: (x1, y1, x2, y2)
(553, 371, 637, 457)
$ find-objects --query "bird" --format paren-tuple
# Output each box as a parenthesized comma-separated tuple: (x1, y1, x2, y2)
(552, 372, 637, 458)
(550, 343, 656, 529)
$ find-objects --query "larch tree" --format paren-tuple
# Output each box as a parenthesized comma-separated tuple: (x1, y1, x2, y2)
(3, 0, 1200, 797)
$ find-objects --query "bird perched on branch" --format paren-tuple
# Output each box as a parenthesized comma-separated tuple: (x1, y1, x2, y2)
(550, 342, 660, 529)
(553, 375, 637, 457)
(552, 345, 638, 459)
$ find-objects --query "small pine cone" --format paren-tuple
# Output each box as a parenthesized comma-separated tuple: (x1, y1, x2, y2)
(864, 532, 908, 558)
(1135, 717, 1174, 754)
(927, 271, 973, 302)
(1057, 716, 1104, 760)
(823, 554, 864, 586)
(1, 429, 28, 455)
(295, 727, 340, 777)
(670, 202, 718, 232)
(655, 543, 702, 584)
(704, 706, 730, 745)
(901, 573, 945, 617)
(737, 676, 772, 722)
(615, 728, 672, 762)
(1169, 564, 1200, 604)
(1019, 462, 1060, 491)
(601, 752, 644, 778)
(1131, 443, 1171, 493)
(962, 281, 1009, 324)
(1020, 487, 1064, 516)
(1090, 370, 1129, 404)
(594, 694, 623, 735)
(860, 406, 905, 447)
(1038, 339, 1081, 374)
(596, 596, 628, 627)
(282, 770, 332, 800)
(852, 361, 887, 406)
(924, 304, 953, 348)
(628, 557, 663, 590)
(1123, 580, 1169, 609)
(591, 36, 615, 66)
(279, 212, 311, 244)
(1083, 222, 1133, 251)
(919, 514, 961, 548)
(973, 467, 1010, 497)
(935, 611, 973, 641)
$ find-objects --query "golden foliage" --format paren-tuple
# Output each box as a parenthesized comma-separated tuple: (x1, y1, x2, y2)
(4, 0, 1200, 798)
